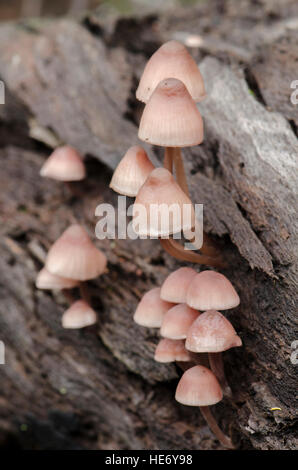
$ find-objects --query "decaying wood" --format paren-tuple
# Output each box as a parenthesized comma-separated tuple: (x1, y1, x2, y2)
(0, 1, 297, 450)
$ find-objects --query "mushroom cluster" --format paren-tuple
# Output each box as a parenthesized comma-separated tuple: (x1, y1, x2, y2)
(110, 40, 223, 267)
(36, 224, 107, 329)
(133, 268, 241, 449)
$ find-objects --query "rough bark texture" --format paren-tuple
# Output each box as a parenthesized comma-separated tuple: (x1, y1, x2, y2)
(0, 0, 297, 450)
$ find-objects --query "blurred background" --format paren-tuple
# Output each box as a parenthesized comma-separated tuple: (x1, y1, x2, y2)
(0, 0, 201, 21)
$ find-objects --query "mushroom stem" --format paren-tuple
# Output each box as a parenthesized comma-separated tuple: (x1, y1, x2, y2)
(79, 282, 91, 305)
(199, 406, 234, 449)
(64, 181, 84, 198)
(173, 147, 190, 197)
(172, 148, 222, 259)
(159, 238, 226, 268)
(208, 352, 232, 398)
(62, 289, 76, 304)
(163, 147, 174, 172)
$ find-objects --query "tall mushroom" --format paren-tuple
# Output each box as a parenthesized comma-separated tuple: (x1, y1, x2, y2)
(137, 77, 220, 263)
(175, 365, 234, 449)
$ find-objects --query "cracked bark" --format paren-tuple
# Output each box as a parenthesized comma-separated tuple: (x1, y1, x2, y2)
(0, 1, 297, 450)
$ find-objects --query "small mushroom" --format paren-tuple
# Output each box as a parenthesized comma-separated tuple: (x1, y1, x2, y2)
(46, 224, 106, 281)
(36, 267, 78, 290)
(154, 338, 192, 363)
(40, 146, 86, 182)
(185, 310, 242, 396)
(62, 300, 97, 329)
(186, 271, 240, 396)
(46, 224, 107, 306)
(133, 287, 174, 328)
(133, 167, 195, 238)
(186, 270, 240, 311)
(160, 304, 200, 340)
(109, 146, 154, 197)
(186, 310, 242, 353)
(136, 40, 206, 104)
(160, 267, 197, 303)
(175, 365, 234, 449)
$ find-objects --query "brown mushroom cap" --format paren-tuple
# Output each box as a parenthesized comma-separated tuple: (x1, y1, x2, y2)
(62, 300, 97, 329)
(185, 310, 242, 353)
(132, 168, 195, 237)
(154, 338, 192, 363)
(136, 40, 206, 103)
(109, 146, 154, 197)
(160, 267, 197, 303)
(133, 287, 175, 328)
(46, 224, 107, 281)
(160, 304, 200, 340)
(36, 267, 79, 290)
(175, 365, 223, 406)
(40, 146, 86, 181)
(186, 270, 240, 311)
(138, 78, 204, 147)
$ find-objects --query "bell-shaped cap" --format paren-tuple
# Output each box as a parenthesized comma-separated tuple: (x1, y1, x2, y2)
(186, 270, 240, 311)
(62, 300, 97, 329)
(175, 365, 223, 406)
(185, 310, 242, 353)
(36, 267, 79, 290)
(154, 338, 192, 363)
(133, 287, 174, 328)
(46, 224, 107, 281)
(132, 168, 195, 237)
(110, 146, 154, 197)
(40, 146, 86, 181)
(160, 267, 197, 303)
(136, 40, 206, 103)
(138, 78, 204, 147)
(160, 304, 199, 340)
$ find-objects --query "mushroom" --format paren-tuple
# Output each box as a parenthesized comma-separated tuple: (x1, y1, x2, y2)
(175, 365, 234, 449)
(138, 78, 203, 150)
(137, 77, 221, 263)
(154, 338, 192, 363)
(62, 300, 97, 329)
(186, 270, 240, 311)
(185, 310, 242, 396)
(136, 40, 206, 104)
(186, 270, 240, 395)
(133, 287, 174, 328)
(160, 267, 197, 303)
(133, 168, 223, 266)
(46, 224, 106, 281)
(36, 267, 79, 290)
(40, 145, 86, 182)
(46, 224, 107, 305)
(109, 146, 154, 197)
(160, 304, 200, 340)
(132, 167, 195, 238)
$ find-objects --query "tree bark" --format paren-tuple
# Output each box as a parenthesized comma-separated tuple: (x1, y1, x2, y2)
(0, 1, 297, 450)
